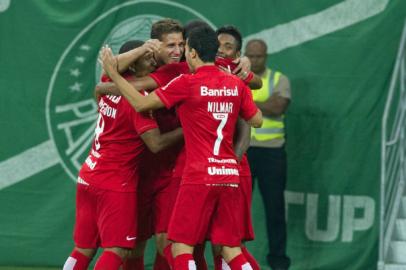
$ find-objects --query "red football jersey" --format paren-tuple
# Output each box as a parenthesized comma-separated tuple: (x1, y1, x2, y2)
(79, 76, 158, 192)
(149, 61, 190, 87)
(147, 64, 188, 179)
(150, 61, 253, 178)
(155, 65, 258, 184)
(149, 107, 183, 179)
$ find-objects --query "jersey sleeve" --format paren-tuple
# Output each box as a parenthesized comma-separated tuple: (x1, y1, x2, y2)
(154, 74, 188, 109)
(239, 84, 259, 120)
(129, 92, 159, 134)
(133, 111, 159, 135)
(149, 62, 189, 87)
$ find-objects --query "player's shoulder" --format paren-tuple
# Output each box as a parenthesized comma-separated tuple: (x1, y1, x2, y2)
(159, 61, 189, 72)
(162, 73, 189, 90)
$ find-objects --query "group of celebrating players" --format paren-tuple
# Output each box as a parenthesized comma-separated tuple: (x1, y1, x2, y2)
(63, 18, 263, 270)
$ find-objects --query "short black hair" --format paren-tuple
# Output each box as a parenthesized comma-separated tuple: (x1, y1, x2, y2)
(187, 25, 219, 62)
(150, 18, 183, 40)
(216, 25, 242, 52)
(184, 19, 210, 40)
(119, 40, 144, 54)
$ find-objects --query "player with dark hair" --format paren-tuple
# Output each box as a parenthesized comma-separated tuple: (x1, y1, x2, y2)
(216, 25, 243, 51)
(215, 25, 262, 89)
(213, 25, 262, 270)
(95, 20, 262, 270)
(101, 25, 262, 270)
(105, 19, 187, 270)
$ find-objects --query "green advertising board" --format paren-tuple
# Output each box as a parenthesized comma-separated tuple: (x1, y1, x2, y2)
(0, 0, 405, 269)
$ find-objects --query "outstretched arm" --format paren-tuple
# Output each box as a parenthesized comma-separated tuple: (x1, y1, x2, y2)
(94, 76, 158, 98)
(113, 39, 160, 73)
(101, 46, 164, 112)
(141, 127, 183, 153)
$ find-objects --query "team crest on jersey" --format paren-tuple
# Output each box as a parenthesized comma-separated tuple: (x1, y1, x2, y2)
(45, 1, 215, 181)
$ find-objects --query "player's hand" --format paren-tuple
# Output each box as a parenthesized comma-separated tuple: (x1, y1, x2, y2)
(100, 45, 118, 77)
(143, 39, 161, 54)
(232, 56, 252, 80)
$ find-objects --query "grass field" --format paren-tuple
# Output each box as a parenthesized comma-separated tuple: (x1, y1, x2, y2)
(0, 266, 59, 270)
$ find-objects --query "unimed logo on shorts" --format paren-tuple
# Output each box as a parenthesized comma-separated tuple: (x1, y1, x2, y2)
(46, 1, 215, 181)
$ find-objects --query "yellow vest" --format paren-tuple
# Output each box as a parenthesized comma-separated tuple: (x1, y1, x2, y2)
(251, 68, 285, 142)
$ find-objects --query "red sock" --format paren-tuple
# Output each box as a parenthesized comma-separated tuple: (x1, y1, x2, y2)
(193, 244, 207, 270)
(63, 249, 91, 270)
(123, 256, 144, 270)
(154, 252, 171, 270)
(228, 254, 252, 270)
(214, 255, 222, 270)
(174, 253, 195, 270)
(94, 250, 123, 270)
(241, 246, 260, 270)
(164, 243, 174, 269)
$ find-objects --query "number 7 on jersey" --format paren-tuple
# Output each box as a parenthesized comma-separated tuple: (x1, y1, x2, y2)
(212, 113, 229, 155)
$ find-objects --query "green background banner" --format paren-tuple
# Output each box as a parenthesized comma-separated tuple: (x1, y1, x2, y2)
(0, 0, 405, 269)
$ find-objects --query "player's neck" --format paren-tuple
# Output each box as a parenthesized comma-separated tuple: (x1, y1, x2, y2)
(195, 62, 214, 69)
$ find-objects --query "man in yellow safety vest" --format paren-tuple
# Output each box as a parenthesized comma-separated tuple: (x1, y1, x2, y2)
(245, 39, 291, 270)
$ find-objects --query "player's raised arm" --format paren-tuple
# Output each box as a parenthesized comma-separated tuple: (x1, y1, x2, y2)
(94, 76, 158, 97)
(101, 46, 164, 112)
(114, 39, 161, 73)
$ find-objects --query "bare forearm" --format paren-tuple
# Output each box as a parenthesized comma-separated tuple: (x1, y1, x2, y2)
(255, 97, 289, 117)
(234, 119, 251, 161)
(95, 76, 158, 97)
(141, 127, 183, 153)
(256, 102, 282, 117)
(154, 128, 184, 153)
(109, 73, 147, 112)
(116, 48, 146, 73)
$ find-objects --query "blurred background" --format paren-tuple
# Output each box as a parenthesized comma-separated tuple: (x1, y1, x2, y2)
(0, 0, 405, 269)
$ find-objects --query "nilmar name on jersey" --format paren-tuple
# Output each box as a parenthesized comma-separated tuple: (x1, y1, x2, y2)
(202, 86, 237, 113)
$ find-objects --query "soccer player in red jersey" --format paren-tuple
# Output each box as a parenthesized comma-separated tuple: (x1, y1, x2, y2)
(62, 40, 183, 270)
(110, 19, 186, 270)
(213, 25, 262, 270)
(96, 21, 261, 270)
(101, 25, 262, 270)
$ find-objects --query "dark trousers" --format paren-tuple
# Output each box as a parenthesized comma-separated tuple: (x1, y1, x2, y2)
(247, 146, 291, 269)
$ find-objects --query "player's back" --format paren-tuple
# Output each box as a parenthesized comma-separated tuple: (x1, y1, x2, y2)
(175, 66, 251, 184)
